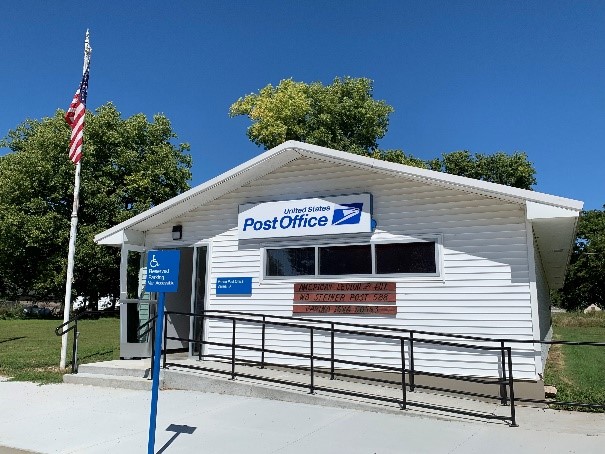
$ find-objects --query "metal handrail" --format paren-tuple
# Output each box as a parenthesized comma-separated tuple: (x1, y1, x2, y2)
(180, 309, 605, 347)
(146, 315, 158, 380)
(164, 309, 519, 426)
(55, 310, 156, 376)
(180, 309, 605, 412)
(55, 310, 109, 374)
(137, 315, 157, 340)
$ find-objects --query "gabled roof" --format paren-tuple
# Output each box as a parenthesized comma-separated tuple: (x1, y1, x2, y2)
(95, 140, 583, 245)
(95, 140, 582, 246)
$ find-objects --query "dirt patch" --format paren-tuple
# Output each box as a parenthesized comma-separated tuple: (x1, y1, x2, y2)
(547, 343, 572, 386)
(32, 366, 63, 373)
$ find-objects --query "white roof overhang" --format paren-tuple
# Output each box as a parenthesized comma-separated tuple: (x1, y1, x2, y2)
(527, 202, 579, 289)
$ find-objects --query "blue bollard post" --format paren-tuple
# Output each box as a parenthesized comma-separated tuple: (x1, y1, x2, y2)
(144, 249, 180, 454)
(147, 292, 165, 454)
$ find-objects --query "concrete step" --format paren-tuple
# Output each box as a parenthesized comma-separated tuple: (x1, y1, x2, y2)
(77, 362, 151, 379)
(63, 372, 156, 391)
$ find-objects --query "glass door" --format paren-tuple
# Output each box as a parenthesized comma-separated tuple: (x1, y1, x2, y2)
(119, 246, 155, 359)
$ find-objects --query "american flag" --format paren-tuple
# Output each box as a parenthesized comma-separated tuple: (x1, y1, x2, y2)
(65, 66, 89, 164)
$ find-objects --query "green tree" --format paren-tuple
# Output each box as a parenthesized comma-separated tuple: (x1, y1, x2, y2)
(231, 77, 536, 190)
(0, 103, 192, 305)
(427, 150, 536, 190)
(229, 77, 394, 154)
(553, 207, 605, 310)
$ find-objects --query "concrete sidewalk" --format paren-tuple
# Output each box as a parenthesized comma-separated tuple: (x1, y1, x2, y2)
(0, 380, 603, 454)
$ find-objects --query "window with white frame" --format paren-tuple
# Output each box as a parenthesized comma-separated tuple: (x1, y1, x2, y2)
(264, 238, 440, 278)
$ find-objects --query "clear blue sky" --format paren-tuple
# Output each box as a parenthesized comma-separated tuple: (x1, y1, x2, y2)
(1, 1, 603, 209)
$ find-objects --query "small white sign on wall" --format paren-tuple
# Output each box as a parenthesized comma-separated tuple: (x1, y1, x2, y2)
(238, 193, 372, 240)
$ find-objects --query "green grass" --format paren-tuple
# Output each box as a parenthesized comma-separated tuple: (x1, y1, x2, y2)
(0, 318, 119, 383)
(544, 311, 605, 412)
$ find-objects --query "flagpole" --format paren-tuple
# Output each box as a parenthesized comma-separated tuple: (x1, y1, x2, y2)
(60, 30, 92, 370)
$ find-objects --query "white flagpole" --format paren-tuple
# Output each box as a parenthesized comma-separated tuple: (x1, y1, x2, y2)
(60, 30, 92, 370)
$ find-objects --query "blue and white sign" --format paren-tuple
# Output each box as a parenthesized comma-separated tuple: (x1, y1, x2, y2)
(145, 249, 180, 293)
(216, 277, 253, 295)
(238, 194, 372, 239)
(146, 249, 181, 454)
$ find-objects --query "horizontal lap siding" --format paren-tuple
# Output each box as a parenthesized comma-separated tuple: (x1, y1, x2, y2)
(145, 157, 536, 380)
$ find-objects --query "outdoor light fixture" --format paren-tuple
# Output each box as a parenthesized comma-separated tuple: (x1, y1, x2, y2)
(172, 225, 182, 240)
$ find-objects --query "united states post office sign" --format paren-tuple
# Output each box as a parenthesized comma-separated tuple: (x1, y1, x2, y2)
(238, 193, 372, 239)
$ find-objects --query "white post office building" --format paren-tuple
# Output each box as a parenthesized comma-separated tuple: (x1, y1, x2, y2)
(95, 141, 582, 395)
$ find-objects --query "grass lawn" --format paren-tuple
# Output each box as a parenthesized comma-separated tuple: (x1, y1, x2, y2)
(0, 317, 119, 383)
(544, 311, 605, 411)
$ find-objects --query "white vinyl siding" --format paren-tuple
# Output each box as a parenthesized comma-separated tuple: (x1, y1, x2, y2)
(145, 156, 537, 380)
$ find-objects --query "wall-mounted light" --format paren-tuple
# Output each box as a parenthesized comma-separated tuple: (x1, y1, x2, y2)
(172, 225, 182, 240)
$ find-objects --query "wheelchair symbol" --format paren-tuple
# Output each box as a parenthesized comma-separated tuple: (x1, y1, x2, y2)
(149, 255, 160, 268)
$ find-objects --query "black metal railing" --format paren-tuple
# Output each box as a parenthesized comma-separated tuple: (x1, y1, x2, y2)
(138, 315, 158, 379)
(512, 338, 605, 410)
(163, 309, 520, 426)
(57, 307, 605, 418)
(185, 309, 605, 412)
(55, 311, 107, 373)
(55, 311, 157, 377)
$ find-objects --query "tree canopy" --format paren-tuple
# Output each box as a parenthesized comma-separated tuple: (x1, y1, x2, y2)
(427, 150, 536, 189)
(229, 77, 394, 154)
(553, 206, 605, 310)
(368, 149, 536, 189)
(0, 103, 192, 302)
(231, 77, 536, 190)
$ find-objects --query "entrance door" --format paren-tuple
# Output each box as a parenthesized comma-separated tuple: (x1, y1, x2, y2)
(119, 246, 155, 359)
(164, 247, 194, 351)
(192, 245, 208, 356)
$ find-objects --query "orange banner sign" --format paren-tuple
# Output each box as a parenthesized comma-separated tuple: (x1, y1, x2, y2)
(294, 282, 395, 292)
(293, 282, 397, 316)
(294, 292, 396, 303)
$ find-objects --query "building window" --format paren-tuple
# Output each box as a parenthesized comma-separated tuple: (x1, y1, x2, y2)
(266, 247, 315, 277)
(375, 242, 436, 274)
(319, 245, 372, 275)
(265, 238, 439, 278)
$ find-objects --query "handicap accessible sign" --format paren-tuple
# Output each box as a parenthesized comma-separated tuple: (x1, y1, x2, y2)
(145, 249, 180, 293)
(145, 249, 181, 453)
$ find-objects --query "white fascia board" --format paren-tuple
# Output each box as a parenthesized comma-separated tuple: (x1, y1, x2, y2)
(292, 142, 584, 211)
(95, 229, 145, 247)
(96, 230, 124, 246)
(526, 201, 582, 220)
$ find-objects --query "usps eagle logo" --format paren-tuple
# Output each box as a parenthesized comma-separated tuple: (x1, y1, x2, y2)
(331, 203, 363, 225)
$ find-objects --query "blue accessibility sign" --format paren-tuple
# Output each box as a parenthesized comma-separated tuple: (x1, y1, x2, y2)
(145, 249, 181, 454)
(145, 249, 180, 293)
